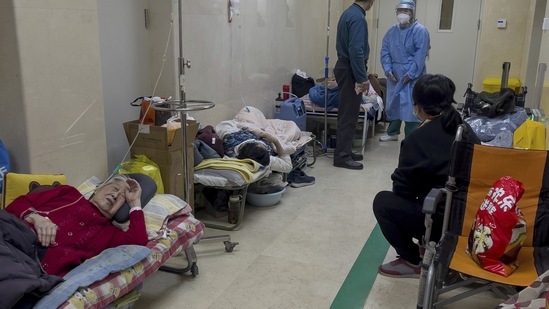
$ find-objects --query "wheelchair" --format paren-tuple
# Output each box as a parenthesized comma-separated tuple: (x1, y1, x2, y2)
(416, 125, 549, 308)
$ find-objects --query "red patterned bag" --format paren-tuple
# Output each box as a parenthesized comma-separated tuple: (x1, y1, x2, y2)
(466, 176, 527, 277)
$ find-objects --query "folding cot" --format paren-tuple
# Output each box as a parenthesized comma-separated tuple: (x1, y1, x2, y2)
(2, 173, 204, 309)
(192, 106, 312, 231)
(193, 158, 272, 231)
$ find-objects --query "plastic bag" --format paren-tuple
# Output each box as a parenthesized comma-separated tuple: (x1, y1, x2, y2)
(467, 176, 526, 277)
(164, 115, 181, 146)
(465, 107, 528, 142)
(513, 119, 546, 150)
(118, 154, 164, 194)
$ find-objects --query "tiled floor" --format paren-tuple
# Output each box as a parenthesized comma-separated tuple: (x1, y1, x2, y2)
(134, 125, 505, 309)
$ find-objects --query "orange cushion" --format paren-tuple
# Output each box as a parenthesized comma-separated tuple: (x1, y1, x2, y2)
(450, 236, 538, 287)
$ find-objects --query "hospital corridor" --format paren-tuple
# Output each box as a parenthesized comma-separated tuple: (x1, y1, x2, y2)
(2, 0, 549, 308)
(134, 127, 504, 309)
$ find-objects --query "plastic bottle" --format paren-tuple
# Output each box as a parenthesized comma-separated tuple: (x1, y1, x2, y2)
(228, 195, 241, 224)
(283, 85, 290, 100)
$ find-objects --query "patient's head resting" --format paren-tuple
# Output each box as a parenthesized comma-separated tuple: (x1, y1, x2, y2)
(236, 140, 271, 166)
(90, 175, 131, 219)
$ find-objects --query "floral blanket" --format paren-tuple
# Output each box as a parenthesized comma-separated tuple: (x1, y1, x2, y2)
(498, 269, 549, 308)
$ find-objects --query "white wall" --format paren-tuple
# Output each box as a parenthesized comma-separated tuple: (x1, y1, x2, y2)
(98, 0, 151, 173)
(173, 0, 344, 126)
(99, 0, 345, 173)
(473, 0, 531, 90)
(0, 0, 107, 185)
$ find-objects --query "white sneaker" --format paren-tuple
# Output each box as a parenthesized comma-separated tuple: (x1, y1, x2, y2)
(379, 134, 398, 142)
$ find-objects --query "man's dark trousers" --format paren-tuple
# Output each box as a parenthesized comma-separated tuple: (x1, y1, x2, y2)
(333, 58, 363, 163)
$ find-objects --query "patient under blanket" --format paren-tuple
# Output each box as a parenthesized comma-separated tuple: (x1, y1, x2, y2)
(306, 74, 385, 120)
(214, 106, 312, 174)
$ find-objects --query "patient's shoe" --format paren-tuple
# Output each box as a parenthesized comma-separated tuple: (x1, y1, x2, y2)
(378, 257, 421, 278)
(289, 170, 315, 188)
(379, 134, 398, 142)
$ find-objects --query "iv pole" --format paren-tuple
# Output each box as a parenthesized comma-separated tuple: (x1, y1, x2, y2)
(323, 0, 332, 151)
(152, 0, 214, 203)
(152, 0, 240, 258)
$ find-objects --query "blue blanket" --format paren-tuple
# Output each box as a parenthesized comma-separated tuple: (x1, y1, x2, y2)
(308, 85, 340, 110)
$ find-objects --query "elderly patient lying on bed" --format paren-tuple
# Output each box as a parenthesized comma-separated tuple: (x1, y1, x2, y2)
(212, 106, 313, 174)
(6, 174, 148, 276)
(1, 174, 148, 307)
(0, 175, 148, 307)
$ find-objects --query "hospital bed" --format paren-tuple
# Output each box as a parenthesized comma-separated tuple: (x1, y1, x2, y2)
(299, 93, 380, 154)
(3, 174, 204, 309)
(278, 74, 386, 155)
(192, 106, 312, 230)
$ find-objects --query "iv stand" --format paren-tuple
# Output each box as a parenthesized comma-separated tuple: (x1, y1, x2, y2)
(323, 0, 332, 151)
(151, 1, 240, 263)
(151, 0, 214, 204)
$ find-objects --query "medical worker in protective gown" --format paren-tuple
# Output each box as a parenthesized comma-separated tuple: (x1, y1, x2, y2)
(379, 0, 430, 142)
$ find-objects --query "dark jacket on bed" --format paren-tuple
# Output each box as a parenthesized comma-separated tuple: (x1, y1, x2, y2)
(0, 210, 63, 309)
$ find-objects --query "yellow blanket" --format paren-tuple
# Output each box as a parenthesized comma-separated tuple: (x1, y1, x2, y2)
(194, 158, 266, 183)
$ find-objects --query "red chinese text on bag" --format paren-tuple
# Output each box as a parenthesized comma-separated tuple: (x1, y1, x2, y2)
(466, 176, 527, 277)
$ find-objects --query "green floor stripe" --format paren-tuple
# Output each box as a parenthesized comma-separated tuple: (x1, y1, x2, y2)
(331, 224, 389, 309)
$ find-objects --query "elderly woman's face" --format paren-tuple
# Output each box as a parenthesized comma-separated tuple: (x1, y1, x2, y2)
(90, 180, 130, 219)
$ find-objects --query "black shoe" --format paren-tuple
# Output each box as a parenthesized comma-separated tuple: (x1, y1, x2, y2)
(333, 159, 363, 170)
(290, 171, 315, 188)
(350, 153, 363, 161)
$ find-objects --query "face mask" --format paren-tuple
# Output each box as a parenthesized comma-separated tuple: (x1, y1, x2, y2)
(397, 13, 411, 24)
(413, 105, 422, 121)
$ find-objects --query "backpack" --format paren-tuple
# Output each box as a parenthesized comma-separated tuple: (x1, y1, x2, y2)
(464, 85, 516, 118)
(291, 74, 316, 98)
(475, 88, 516, 118)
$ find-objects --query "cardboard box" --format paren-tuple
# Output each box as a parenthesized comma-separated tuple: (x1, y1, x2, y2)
(123, 120, 198, 208)
(123, 119, 199, 150)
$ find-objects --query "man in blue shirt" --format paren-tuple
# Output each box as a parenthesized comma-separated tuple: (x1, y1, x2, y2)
(333, 0, 375, 170)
